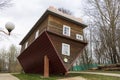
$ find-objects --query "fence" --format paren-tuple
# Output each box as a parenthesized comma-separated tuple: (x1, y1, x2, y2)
(70, 64, 98, 71)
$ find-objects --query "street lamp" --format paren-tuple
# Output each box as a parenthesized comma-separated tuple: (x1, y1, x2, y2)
(0, 22, 15, 35)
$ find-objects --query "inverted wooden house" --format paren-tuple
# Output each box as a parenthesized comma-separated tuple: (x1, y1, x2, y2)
(18, 7, 87, 75)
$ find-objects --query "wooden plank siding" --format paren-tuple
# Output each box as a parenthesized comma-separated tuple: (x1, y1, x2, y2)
(47, 15, 83, 40)
(48, 32, 86, 69)
(21, 14, 84, 53)
(21, 18, 48, 52)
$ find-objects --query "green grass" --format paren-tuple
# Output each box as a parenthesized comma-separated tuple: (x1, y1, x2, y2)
(13, 73, 59, 80)
(13, 73, 120, 80)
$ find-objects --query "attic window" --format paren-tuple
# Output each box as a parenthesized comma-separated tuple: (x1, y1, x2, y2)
(25, 42, 28, 49)
(63, 25, 71, 36)
(62, 43, 70, 56)
(35, 30, 39, 39)
(76, 34, 83, 40)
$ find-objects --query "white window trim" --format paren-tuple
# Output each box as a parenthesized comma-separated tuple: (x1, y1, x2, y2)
(76, 34, 83, 40)
(35, 30, 39, 39)
(25, 42, 28, 49)
(63, 25, 71, 36)
(62, 43, 70, 56)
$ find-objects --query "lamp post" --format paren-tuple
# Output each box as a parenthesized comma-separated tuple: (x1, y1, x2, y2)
(0, 22, 15, 35)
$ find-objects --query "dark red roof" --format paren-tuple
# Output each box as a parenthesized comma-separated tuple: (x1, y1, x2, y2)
(18, 31, 67, 74)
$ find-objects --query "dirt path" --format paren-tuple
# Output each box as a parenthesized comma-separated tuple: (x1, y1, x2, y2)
(58, 76, 86, 80)
(0, 73, 19, 80)
(70, 71, 120, 77)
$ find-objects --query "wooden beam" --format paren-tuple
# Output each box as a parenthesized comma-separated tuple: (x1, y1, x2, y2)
(44, 55, 49, 78)
(63, 72, 68, 76)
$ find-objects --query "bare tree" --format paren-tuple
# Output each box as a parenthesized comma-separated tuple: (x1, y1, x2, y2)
(83, 0, 120, 64)
(0, 44, 22, 72)
(0, 48, 8, 72)
(0, 0, 12, 9)
(8, 44, 22, 72)
(58, 7, 72, 15)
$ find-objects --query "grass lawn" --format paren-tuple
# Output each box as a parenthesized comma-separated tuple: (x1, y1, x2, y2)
(13, 73, 120, 80)
(13, 73, 60, 80)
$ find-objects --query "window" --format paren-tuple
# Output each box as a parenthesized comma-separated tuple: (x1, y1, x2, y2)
(25, 42, 28, 49)
(62, 43, 70, 56)
(76, 34, 83, 40)
(35, 30, 39, 39)
(63, 25, 71, 36)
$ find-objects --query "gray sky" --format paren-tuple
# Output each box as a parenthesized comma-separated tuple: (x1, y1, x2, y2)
(0, 0, 85, 49)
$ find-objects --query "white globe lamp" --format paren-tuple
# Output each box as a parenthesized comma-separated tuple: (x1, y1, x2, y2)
(5, 22, 15, 35)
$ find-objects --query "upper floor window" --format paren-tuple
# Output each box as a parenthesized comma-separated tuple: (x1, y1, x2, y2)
(62, 43, 70, 56)
(25, 42, 28, 49)
(35, 30, 39, 39)
(76, 34, 83, 40)
(63, 25, 71, 36)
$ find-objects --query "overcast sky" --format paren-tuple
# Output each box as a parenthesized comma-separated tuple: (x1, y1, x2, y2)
(0, 0, 85, 49)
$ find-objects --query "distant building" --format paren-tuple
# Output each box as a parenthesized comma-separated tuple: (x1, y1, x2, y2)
(18, 7, 87, 75)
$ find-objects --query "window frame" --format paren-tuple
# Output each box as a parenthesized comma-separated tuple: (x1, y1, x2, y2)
(62, 43, 70, 56)
(76, 34, 83, 40)
(63, 25, 71, 36)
